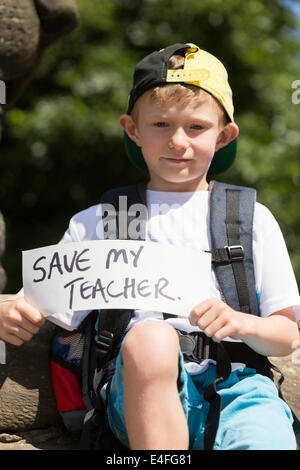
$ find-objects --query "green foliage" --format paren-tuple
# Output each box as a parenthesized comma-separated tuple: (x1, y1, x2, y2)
(0, 0, 300, 292)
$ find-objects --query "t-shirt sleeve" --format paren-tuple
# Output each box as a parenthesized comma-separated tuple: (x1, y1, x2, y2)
(59, 203, 104, 244)
(253, 203, 300, 322)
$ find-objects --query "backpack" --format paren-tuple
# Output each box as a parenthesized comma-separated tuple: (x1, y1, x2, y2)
(50, 180, 300, 450)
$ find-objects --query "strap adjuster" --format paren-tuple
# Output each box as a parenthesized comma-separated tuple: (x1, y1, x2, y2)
(206, 245, 245, 265)
(225, 245, 244, 262)
(95, 330, 114, 358)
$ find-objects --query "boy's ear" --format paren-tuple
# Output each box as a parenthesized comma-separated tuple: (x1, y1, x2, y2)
(215, 123, 239, 152)
(119, 114, 141, 146)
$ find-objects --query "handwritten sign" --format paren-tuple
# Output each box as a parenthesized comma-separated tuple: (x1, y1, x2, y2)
(22, 240, 211, 317)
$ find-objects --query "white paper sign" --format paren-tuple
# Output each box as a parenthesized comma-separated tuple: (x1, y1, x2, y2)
(22, 240, 211, 317)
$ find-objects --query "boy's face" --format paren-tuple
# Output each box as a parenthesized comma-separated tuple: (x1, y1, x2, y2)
(120, 90, 239, 192)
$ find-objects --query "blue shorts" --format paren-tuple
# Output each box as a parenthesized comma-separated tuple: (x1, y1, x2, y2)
(100, 344, 296, 450)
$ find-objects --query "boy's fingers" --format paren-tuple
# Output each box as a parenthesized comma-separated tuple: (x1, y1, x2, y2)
(189, 298, 216, 325)
(14, 298, 45, 326)
(1, 332, 25, 347)
(203, 315, 227, 339)
(0, 297, 45, 345)
(6, 324, 34, 342)
(9, 309, 42, 335)
(212, 325, 233, 342)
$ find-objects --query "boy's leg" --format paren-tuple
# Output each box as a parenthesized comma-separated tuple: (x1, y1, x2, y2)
(122, 321, 189, 450)
(214, 368, 297, 450)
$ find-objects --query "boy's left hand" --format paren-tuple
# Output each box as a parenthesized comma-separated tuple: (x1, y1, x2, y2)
(189, 298, 250, 342)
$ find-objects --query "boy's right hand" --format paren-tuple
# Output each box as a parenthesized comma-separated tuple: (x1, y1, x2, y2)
(0, 295, 45, 346)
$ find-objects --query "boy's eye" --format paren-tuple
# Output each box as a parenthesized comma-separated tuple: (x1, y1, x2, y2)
(191, 124, 204, 130)
(154, 122, 168, 127)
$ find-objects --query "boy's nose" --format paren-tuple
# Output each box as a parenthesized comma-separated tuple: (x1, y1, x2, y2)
(169, 128, 188, 150)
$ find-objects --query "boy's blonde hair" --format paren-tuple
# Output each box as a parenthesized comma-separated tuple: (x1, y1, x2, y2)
(132, 54, 228, 128)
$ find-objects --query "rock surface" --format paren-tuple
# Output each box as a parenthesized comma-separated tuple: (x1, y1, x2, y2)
(0, 319, 61, 432)
(0, 425, 80, 450)
(0, 0, 79, 103)
(270, 352, 300, 420)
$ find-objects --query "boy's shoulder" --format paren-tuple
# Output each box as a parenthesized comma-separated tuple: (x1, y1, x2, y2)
(70, 202, 101, 224)
(66, 202, 102, 242)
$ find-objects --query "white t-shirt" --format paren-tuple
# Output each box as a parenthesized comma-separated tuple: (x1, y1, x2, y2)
(45, 188, 300, 373)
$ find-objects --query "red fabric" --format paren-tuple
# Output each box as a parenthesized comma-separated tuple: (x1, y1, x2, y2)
(51, 360, 86, 413)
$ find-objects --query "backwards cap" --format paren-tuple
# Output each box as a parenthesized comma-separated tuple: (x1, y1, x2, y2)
(124, 43, 237, 178)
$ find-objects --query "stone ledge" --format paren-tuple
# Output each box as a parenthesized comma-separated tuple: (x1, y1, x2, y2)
(0, 319, 61, 432)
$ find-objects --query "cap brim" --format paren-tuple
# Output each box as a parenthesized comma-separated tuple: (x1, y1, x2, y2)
(207, 138, 237, 179)
(124, 132, 237, 179)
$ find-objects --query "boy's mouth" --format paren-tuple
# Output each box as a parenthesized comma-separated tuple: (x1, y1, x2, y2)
(163, 157, 192, 164)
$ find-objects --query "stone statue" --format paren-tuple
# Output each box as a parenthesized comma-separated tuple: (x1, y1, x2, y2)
(0, 0, 80, 434)
(0, 0, 80, 293)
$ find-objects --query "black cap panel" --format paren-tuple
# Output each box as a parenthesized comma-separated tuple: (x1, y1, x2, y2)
(127, 43, 189, 114)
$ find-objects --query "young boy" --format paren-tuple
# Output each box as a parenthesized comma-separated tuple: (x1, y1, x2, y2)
(0, 43, 299, 450)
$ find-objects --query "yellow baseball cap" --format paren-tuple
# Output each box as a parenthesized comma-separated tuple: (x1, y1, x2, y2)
(125, 43, 237, 178)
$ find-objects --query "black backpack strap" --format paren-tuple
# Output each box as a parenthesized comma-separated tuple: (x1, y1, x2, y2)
(209, 180, 259, 315)
(203, 342, 232, 450)
(93, 309, 134, 396)
(91, 182, 147, 393)
(81, 184, 148, 449)
(91, 182, 147, 390)
(80, 307, 134, 451)
(291, 410, 300, 448)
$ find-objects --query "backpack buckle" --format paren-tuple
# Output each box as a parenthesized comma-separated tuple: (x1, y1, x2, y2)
(95, 330, 114, 358)
(177, 330, 195, 356)
(225, 245, 244, 262)
(176, 330, 211, 363)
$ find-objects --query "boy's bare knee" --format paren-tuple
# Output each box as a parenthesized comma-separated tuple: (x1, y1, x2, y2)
(123, 321, 179, 356)
(122, 321, 179, 381)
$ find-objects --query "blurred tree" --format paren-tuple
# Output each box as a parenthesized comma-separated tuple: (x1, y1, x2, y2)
(0, 0, 299, 292)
